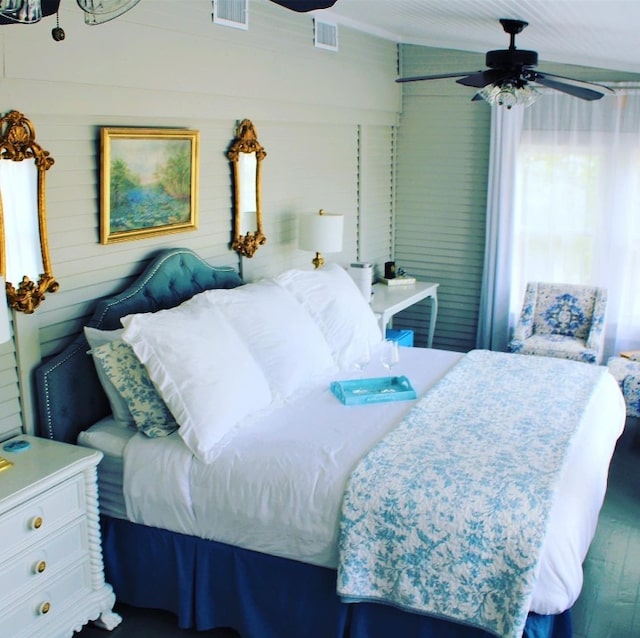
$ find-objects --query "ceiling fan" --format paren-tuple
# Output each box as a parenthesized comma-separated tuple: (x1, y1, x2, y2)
(268, 0, 338, 11)
(397, 19, 613, 107)
(0, 0, 140, 25)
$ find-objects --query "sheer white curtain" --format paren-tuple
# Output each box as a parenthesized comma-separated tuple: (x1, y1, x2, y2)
(476, 105, 523, 352)
(479, 86, 640, 358)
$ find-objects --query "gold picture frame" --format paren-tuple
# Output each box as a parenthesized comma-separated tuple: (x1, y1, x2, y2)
(100, 127, 199, 244)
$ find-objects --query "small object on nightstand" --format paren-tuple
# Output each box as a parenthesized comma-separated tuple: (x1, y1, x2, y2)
(0, 456, 13, 472)
(379, 275, 416, 286)
(348, 262, 373, 301)
(380, 265, 415, 285)
(3, 439, 31, 453)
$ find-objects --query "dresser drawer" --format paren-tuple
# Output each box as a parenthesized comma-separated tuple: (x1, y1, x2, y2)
(0, 518, 88, 601)
(0, 474, 85, 557)
(1, 558, 92, 638)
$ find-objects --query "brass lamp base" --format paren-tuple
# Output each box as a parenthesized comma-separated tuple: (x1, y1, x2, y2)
(312, 252, 324, 269)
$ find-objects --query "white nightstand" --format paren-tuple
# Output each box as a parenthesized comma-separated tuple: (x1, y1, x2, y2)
(371, 281, 439, 348)
(0, 435, 121, 638)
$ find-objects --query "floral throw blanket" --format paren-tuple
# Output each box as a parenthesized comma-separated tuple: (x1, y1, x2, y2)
(337, 349, 607, 638)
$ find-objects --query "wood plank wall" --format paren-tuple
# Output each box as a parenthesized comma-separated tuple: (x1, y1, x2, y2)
(393, 45, 491, 352)
(0, 0, 399, 436)
(393, 44, 640, 352)
(1, 4, 635, 437)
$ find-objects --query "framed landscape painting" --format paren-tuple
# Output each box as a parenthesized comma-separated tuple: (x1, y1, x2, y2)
(100, 127, 199, 244)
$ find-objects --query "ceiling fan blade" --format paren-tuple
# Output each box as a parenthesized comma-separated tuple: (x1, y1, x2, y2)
(268, 0, 338, 11)
(456, 69, 511, 88)
(533, 76, 605, 101)
(534, 71, 614, 95)
(396, 71, 482, 84)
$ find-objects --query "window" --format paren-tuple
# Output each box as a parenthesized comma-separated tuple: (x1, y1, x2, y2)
(511, 93, 640, 354)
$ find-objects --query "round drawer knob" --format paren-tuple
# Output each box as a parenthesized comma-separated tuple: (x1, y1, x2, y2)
(31, 516, 43, 530)
(39, 601, 51, 615)
(35, 560, 47, 574)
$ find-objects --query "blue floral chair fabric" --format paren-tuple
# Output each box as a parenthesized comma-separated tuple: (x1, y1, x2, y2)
(607, 356, 640, 417)
(508, 282, 607, 365)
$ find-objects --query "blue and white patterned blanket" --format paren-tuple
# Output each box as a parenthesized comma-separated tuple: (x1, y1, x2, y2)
(337, 349, 607, 638)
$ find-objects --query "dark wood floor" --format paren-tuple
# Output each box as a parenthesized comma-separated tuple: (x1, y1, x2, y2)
(76, 419, 640, 638)
(572, 417, 640, 637)
(75, 605, 238, 638)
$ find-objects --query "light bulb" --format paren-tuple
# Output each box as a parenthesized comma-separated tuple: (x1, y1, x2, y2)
(497, 85, 518, 109)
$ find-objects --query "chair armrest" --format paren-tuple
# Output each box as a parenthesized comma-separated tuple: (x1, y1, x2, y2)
(585, 288, 607, 361)
(512, 284, 537, 341)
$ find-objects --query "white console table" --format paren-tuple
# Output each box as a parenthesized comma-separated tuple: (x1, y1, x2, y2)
(371, 281, 439, 348)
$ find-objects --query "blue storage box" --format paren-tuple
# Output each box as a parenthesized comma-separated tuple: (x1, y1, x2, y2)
(385, 328, 414, 347)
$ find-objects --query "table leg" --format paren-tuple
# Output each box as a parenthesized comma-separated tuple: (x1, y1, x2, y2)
(427, 294, 438, 348)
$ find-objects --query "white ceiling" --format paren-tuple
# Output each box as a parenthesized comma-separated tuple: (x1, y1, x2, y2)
(317, 0, 640, 75)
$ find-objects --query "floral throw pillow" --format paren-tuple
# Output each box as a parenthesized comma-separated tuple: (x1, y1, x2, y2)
(91, 340, 178, 438)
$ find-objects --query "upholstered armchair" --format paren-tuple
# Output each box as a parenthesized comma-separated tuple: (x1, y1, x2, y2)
(607, 355, 640, 417)
(508, 282, 607, 365)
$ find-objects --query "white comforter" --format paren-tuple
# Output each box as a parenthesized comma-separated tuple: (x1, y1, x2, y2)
(121, 347, 625, 616)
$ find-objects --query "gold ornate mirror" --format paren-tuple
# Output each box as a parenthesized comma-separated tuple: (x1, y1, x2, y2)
(227, 119, 267, 258)
(0, 110, 58, 313)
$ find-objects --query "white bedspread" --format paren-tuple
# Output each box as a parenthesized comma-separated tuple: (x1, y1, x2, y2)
(121, 347, 625, 616)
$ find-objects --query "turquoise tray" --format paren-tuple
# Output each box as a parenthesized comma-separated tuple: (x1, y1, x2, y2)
(330, 376, 416, 405)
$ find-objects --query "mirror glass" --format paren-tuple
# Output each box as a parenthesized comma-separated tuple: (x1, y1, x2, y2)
(0, 110, 58, 313)
(228, 119, 267, 258)
(238, 151, 257, 230)
(0, 160, 42, 283)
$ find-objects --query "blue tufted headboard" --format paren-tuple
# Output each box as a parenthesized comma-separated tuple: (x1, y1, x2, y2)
(36, 247, 243, 444)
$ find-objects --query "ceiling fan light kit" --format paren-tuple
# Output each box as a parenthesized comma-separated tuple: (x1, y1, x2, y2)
(0, 0, 339, 36)
(0, 0, 42, 23)
(476, 82, 541, 109)
(398, 18, 613, 108)
(0, 0, 142, 32)
(77, 0, 142, 25)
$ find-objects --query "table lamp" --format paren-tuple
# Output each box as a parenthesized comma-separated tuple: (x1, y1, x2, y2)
(298, 209, 344, 269)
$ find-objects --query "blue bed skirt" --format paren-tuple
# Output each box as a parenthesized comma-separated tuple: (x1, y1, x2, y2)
(100, 516, 572, 638)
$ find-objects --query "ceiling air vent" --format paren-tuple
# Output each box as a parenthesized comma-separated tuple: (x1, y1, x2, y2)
(212, 0, 248, 30)
(314, 19, 338, 51)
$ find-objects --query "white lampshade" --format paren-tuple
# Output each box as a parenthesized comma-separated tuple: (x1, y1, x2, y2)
(298, 211, 344, 254)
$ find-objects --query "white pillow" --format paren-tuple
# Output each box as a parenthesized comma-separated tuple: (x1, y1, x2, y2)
(275, 264, 382, 369)
(84, 326, 135, 427)
(200, 280, 336, 399)
(121, 294, 272, 464)
(77, 416, 136, 457)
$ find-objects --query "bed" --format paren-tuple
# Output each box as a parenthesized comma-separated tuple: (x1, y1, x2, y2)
(35, 247, 626, 638)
